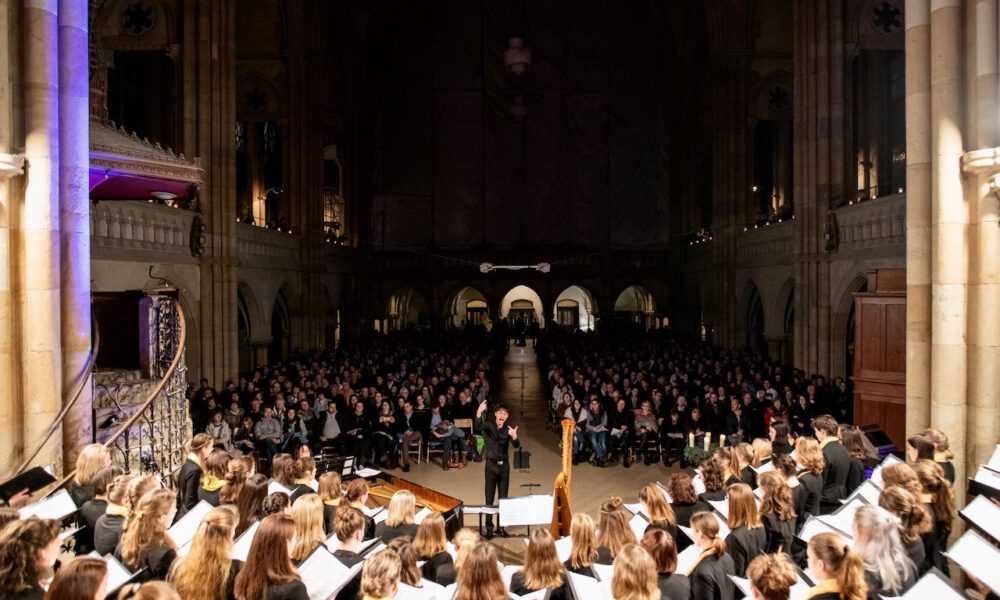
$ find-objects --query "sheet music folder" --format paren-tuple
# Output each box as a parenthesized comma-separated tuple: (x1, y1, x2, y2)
(942, 529, 1000, 597)
(298, 545, 364, 600)
(0, 466, 57, 501)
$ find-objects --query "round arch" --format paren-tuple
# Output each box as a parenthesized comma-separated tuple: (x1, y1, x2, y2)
(614, 285, 657, 330)
(500, 285, 545, 328)
(386, 287, 430, 332)
(553, 285, 598, 331)
(447, 286, 490, 329)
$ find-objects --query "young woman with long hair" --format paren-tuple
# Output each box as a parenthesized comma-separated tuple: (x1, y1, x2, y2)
(878, 485, 932, 572)
(714, 448, 743, 487)
(198, 450, 231, 507)
(770, 454, 808, 530)
(117, 489, 178, 581)
(169, 505, 242, 600)
(851, 505, 916, 597)
(750, 438, 773, 469)
(178, 434, 214, 515)
(219, 455, 254, 505)
(597, 496, 638, 564)
(912, 459, 956, 574)
(233, 514, 306, 600)
(805, 533, 868, 600)
(638, 483, 678, 541)
(94, 474, 145, 555)
(44, 556, 108, 600)
(906, 435, 935, 463)
(385, 538, 422, 587)
(359, 549, 402, 600)
(745, 553, 798, 600)
(412, 511, 453, 584)
(757, 472, 796, 555)
(611, 543, 660, 600)
(735, 443, 757, 487)
(881, 463, 923, 497)
(0, 518, 61, 599)
(698, 459, 728, 503)
(374, 489, 419, 543)
(269, 454, 295, 488)
(724, 483, 766, 576)
(839, 426, 879, 495)
(565, 513, 600, 575)
(510, 529, 568, 600)
(343, 479, 376, 540)
(262, 492, 291, 517)
(288, 494, 326, 564)
(78, 466, 122, 554)
(317, 472, 342, 535)
(687, 512, 736, 600)
(665, 473, 703, 539)
(922, 428, 955, 483)
(452, 542, 508, 600)
(769, 420, 793, 456)
(234, 474, 268, 537)
(436, 528, 480, 586)
(793, 437, 824, 521)
(115, 581, 181, 600)
(71, 443, 113, 507)
(640, 528, 689, 600)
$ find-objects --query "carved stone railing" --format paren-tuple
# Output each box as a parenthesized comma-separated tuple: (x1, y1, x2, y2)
(735, 220, 795, 262)
(833, 192, 905, 251)
(236, 223, 301, 267)
(91, 200, 195, 258)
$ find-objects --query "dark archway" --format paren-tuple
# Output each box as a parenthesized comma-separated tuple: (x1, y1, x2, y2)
(268, 291, 290, 365)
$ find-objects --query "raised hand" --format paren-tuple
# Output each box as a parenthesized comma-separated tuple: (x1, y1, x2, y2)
(507, 425, 518, 440)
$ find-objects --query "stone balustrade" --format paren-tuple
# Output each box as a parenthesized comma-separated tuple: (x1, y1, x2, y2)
(91, 200, 195, 257)
(833, 192, 905, 251)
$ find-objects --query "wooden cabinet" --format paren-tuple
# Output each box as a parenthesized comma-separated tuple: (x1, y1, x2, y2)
(851, 292, 906, 448)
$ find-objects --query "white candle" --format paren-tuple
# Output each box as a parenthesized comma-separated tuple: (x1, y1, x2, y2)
(720, 434, 726, 448)
(703, 435, 710, 451)
(689, 433, 695, 448)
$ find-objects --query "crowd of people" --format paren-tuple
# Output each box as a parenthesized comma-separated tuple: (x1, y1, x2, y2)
(540, 329, 853, 468)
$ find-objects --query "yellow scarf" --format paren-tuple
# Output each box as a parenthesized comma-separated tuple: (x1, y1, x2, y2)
(324, 499, 341, 507)
(819, 437, 837, 449)
(933, 452, 950, 462)
(201, 476, 228, 492)
(106, 503, 129, 517)
(920, 493, 935, 504)
(806, 579, 840, 598)
(685, 548, 717, 576)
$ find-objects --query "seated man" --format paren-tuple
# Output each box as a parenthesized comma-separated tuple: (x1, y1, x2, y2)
(393, 400, 425, 473)
(253, 406, 282, 460)
(431, 419, 467, 470)
(315, 401, 345, 454)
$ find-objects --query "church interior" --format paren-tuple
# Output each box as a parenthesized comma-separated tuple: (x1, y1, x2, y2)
(1, 0, 1000, 599)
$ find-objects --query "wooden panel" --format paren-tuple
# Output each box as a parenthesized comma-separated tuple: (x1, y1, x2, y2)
(852, 292, 906, 449)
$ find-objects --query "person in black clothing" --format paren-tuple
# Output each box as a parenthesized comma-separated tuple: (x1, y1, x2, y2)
(661, 410, 686, 466)
(746, 553, 799, 600)
(117, 489, 179, 582)
(176, 433, 213, 517)
(329, 507, 367, 600)
(0, 518, 61, 600)
(476, 401, 519, 538)
(812, 414, 850, 513)
(840, 425, 880, 495)
(78, 465, 121, 554)
(640, 528, 691, 600)
(233, 514, 309, 600)
(757, 472, 797, 555)
(345, 401, 375, 468)
(608, 397, 635, 467)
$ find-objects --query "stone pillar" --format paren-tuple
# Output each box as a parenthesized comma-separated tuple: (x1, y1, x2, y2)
(0, 153, 25, 477)
(905, 0, 932, 438)
(20, 0, 63, 470)
(249, 338, 271, 370)
(928, 0, 968, 486)
(58, 0, 93, 467)
(963, 0, 1000, 470)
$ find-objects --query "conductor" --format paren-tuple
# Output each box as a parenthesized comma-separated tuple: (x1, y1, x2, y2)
(476, 401, 519, 539)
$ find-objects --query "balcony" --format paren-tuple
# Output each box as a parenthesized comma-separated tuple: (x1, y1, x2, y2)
(833, 191, 905, 252)
(91, 200, 196, 260)
(235, 222, 301, 268)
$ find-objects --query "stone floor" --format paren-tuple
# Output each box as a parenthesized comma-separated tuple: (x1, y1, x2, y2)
(395, 342, 684, 562)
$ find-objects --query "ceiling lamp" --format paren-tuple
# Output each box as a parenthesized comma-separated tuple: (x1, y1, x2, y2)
(504, 38, 532, 75)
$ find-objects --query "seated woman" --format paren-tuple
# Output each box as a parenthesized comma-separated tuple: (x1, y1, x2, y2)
(746, 553, 798, 600)
(687, 511, 736, 600)
(359, 549, 402, 600)
(565, 513, 600, 576)
(233, 514, 308, 600)
(374, 489, 419, 544)
(169, 505, 242, 600)
(453, 542, 508, 600)
(724, 483, 767, 577)
(852, 505, 917, 597)
(197, 450, 232, 507)
(611, 543, 660, 600)
(608, 397, 635, 467)
(596, 497, 638, 564)
(805, 532, 868, 600)
(633, 400, 659, 465)
(117, 489, 179, 582)
(412, 511, 454, 584)
(0, 518, 61, 600)
(640, 528, 690, 600)
(510, 529, 568, 600)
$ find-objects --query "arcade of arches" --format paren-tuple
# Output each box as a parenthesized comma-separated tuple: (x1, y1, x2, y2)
(0, 0, 997, 503)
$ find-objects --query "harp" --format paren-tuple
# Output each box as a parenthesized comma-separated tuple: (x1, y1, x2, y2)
(550, 418, 575, 537)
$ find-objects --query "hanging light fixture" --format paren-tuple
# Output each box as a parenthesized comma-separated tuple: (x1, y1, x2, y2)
(504, 37, 532, 75)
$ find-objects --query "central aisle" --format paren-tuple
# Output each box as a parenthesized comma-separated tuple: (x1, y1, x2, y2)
(401, 342, 681, 522)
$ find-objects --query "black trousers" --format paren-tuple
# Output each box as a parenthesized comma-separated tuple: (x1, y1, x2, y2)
(484, 459, 510, 530)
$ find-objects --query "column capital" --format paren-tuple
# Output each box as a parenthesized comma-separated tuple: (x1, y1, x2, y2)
(962, 147, 1000, 196)
(0, 153, 25, 178)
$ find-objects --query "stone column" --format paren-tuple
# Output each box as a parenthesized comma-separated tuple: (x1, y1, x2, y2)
(905, 0, 932, 438)
(20, 0, 63, 470)
(0, 153, 25, 477)
(928, 0, 968, 485)
(58, 0, 92, 467)
(249, 338, 271, 370)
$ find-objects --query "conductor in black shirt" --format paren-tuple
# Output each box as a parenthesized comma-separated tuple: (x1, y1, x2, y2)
(476, 401, 519, 539)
